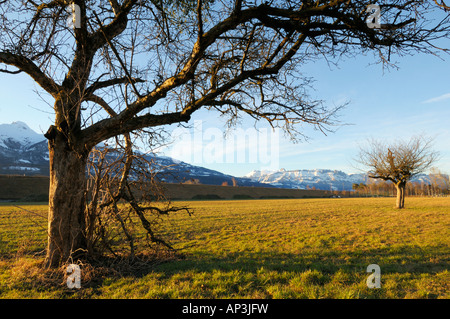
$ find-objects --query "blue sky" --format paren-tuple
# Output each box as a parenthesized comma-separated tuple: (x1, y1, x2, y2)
(1, 18, 449, 178)
(162, 49, 450, 177)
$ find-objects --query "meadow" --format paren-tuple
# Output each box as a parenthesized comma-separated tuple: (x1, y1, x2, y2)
(0, 197, 448, 299)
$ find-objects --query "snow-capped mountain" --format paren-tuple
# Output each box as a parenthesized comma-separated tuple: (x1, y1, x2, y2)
(0, 121, 270, 187)
(245, 168, 367, 191)
(90, 147, 273, 187)
(0, 122, 49, 175)
(0, 121, 44, 148)
(0, 122, 439, 191)
(244, 168, 436, 191)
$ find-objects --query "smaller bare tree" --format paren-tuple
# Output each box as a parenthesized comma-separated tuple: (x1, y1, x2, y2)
(356, 136, 439, 208)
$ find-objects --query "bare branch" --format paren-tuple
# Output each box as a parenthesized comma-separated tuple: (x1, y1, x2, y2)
(109, 0, 121, 16)
(85, 76, 145, 96)
(0, 51, 61, 96)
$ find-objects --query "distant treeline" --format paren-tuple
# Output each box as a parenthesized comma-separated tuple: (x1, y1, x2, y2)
(351, 176, 450, 197)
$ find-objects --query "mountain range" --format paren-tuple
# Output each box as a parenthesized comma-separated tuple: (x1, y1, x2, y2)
(0, 122, 271, 188)
(0, 121, 433, 191)
(244, 169, 368, 191)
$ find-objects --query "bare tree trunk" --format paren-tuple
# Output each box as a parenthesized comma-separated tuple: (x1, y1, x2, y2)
(45, 131, 87, 268)
(395, 181, 406, 209)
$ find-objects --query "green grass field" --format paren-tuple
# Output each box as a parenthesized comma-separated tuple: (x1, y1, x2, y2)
(0, 197, 449, 299)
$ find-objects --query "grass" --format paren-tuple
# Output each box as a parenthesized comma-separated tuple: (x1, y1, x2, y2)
(0, 197, 449, 299)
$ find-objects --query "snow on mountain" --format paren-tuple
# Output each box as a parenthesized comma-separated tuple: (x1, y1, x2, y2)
(244, 169, 367, 191)
(0, 122, 271, 186)
(0, 121, 440, 191)
(0, 121, 45, 148)
(91, 148, 271, 187)
(0, 122, 48, 175)
(244, 169, 438, 191)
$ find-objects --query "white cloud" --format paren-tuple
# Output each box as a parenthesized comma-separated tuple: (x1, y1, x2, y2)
(422, 93, 450, 104)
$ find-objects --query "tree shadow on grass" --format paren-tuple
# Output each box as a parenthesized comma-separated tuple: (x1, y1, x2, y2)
(152, 244, 449, 278)
(7, 243, 446, 298)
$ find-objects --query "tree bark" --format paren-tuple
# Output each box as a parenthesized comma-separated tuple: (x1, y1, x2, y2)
(395, 181, 406, 209)
(45, 130, 88, 268)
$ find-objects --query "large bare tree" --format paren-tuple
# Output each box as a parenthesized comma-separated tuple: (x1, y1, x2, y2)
(356, 136, 440, 209)
(1, 1, 449, 267)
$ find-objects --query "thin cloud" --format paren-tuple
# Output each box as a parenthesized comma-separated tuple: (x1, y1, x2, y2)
(422, 93, 450, 104)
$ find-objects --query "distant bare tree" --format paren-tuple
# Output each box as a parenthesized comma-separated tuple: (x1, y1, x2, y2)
(356, 136, 439, 208)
